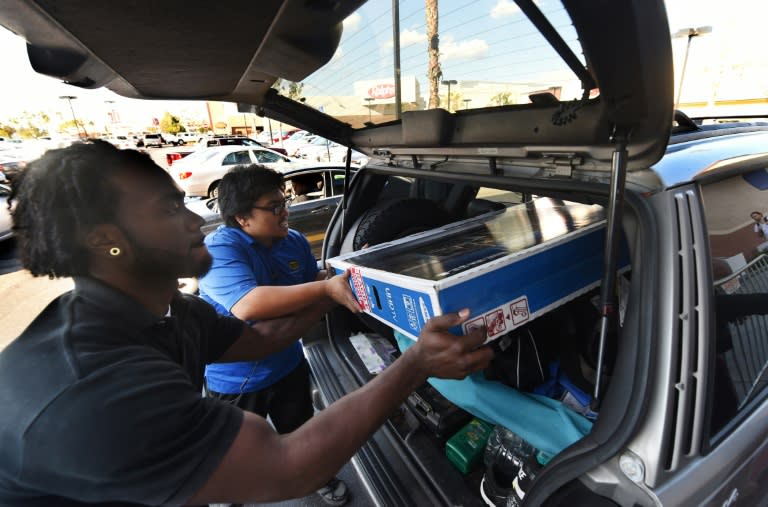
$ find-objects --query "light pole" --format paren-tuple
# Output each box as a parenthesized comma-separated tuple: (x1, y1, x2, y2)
(441, 79, 457, 112)
(60, 95, 87, 138)
(392, 0, 402, 119)
(463, 98, 472, 110)
(672, 26, 712, 110)
(104, 100, 115, 135)
(364, 97, 374, 124)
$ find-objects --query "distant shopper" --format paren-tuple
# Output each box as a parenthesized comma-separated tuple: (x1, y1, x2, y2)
(750, 210, 768, 237)
(198, 165, 357, 505)
(0, 140, 492, 506)
(290, 174, 319, 203)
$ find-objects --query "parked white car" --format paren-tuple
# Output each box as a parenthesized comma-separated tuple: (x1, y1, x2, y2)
(141, 133, 163, 148)
(295, 136, 369, 166)
(162, 133, 184, 146)
(170, 145, 299, 198)
(320, 144, 369, 167)
(294, 135, 335, 161)
(278, 130, 314, 156)
(102, 135, 135, 150)
(0, 183, 12, 243)
(177, 132, 203, 144)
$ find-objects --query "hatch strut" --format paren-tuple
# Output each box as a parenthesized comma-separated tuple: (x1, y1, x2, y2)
(592, 127, 629, 409)
(340, 146, 353, 238)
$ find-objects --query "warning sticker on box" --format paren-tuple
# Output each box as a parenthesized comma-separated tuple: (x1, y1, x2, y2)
(509, 297, 530, 325)
(462, 295, 530, 341)
(402, 294, 419, 331)
(349, 267, 371, 312)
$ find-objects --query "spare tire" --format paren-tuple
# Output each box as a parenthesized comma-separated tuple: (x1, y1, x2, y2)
(352, 198, 455, 251)
(342, 198, 456, 340)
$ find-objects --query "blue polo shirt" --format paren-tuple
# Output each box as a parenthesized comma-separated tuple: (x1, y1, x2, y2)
(199, 226, 319, 394)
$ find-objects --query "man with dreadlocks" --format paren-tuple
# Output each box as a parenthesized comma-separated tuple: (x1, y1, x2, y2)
(0, 140, 492, 506)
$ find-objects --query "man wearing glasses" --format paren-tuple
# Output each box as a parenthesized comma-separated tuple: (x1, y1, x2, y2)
(198, 164, 359, 505)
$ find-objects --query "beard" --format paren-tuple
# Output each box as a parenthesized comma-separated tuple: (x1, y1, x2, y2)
(120, 228, 213, 281)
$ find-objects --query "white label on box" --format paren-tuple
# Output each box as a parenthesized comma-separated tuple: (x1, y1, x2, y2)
(462, 295, 530, 341)
(419, 297, 431, 324)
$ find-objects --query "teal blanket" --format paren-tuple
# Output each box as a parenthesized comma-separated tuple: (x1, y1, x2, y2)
(395, 331, 592, 456)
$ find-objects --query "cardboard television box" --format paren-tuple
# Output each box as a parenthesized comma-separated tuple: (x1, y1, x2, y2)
(327, 199, 630, 341)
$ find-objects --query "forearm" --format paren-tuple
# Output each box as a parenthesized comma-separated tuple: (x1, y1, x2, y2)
(218, 297, 336, 361)
(187, 310, 492, 505)
(269, 348, 429, 496)
(231, 282, 331, 321)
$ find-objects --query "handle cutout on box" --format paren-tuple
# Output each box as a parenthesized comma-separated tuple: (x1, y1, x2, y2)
(371, 284, 383, 310)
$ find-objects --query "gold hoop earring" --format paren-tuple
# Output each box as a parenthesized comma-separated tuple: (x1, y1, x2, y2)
(109, 247, 121, 257)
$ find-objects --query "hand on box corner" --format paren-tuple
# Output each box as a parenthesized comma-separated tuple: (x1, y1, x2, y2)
(410, 309, 493, 380)
(326, 269, 362, 313)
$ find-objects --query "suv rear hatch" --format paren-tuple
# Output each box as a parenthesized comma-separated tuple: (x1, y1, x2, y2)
(0, 0, 674, 504)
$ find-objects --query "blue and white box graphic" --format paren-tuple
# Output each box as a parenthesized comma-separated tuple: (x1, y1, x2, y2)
(327, 199, 630, 341)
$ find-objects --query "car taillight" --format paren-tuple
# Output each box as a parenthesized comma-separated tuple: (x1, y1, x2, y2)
(178, 172, 192, 180)
(166, 153, 184, 166)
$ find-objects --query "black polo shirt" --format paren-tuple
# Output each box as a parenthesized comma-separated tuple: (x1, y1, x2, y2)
(0, 277, 245, 506)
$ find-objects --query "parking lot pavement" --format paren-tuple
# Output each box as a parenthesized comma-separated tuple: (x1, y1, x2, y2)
(0, 270, 73, 350)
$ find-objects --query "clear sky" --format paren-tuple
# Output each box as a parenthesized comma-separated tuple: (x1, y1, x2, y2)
(0, 26, 210, 130)
(0, 0, 765, 131)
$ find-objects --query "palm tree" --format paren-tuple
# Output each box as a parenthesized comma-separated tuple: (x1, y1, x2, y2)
(426, 0, 441, 109)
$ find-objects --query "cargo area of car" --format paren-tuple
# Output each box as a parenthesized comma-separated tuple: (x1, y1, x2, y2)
(311, 168, 637, 505)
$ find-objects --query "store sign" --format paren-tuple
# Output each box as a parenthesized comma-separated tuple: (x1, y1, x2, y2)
(355, 76, 418, 103)
(367, 83, 396, 100)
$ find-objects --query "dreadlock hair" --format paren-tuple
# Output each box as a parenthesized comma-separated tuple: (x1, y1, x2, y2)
(218, 164, 284, 228)
(8, 139, 163, 278)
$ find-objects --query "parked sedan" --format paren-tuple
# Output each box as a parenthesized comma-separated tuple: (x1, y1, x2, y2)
(295, 136, 368, 167)
(196, 136, 288, 155)
(171, 145, 300, 198)
(0, 183, 12, 243)
(318, 144, 369, 167)
(0, 153, 27, 183)
(185, 164, 353, 258)
(278, 130, 314, 156)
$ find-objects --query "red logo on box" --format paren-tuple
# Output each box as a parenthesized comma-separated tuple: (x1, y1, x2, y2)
(484, 309, 507, 337)
(349, 267, 370, 312)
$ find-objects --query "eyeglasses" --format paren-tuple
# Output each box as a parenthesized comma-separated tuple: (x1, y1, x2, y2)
(251, 199, 290, 216)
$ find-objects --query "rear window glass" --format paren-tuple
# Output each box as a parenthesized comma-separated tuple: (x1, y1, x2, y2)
(281, 0, 586, 128)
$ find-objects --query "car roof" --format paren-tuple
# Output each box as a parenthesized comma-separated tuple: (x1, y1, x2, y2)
(195, 145, 276, 153)
(0, 0, 672, 171)
(649, 127, 768, 188)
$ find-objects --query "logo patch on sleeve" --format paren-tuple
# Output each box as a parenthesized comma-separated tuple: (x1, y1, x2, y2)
(288, 260, 300, 271)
